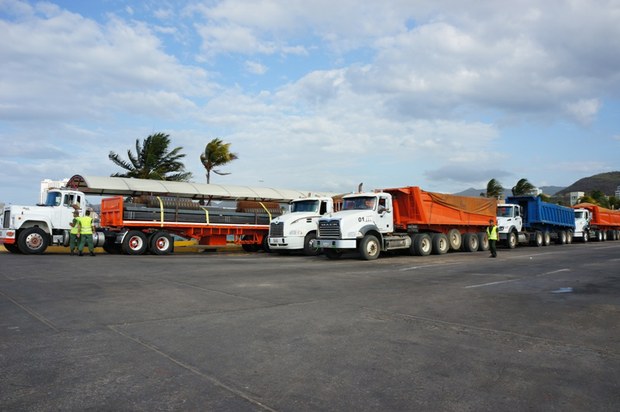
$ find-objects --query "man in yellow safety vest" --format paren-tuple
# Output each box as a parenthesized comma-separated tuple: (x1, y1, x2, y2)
(487, 218, 498, 258)
(69, 209, 80, 255)
(77, 210, 96, 256)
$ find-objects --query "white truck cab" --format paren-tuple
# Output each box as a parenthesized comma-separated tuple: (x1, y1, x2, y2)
(314, 192, 398, 260)
(496, 203, 523, 248)
(0, 188, 101, 254)
(573, 208, 591, 241)
(268, 197, 337, 255)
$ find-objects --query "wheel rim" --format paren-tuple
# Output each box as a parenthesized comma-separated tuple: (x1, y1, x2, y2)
(155, 237, 170, 251)
(366, 241, 378, 257)
(26, 233, 44, 249)
(422, 238, 431, 253)
(129, 236, 143, 251)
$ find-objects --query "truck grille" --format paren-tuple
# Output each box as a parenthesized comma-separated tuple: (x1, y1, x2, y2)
(318, 220, 341, 239)
(270, 222, 284, 237)
(2, 210, 9, 228)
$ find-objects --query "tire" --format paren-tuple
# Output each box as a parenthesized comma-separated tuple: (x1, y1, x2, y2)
(149, 231, 174, 255)
(532, 231, 543, 247)
(556, 231, 566, 245)
(412, 233, 432, 256)
(122, 230, 148, 255)
(17, 227, 49, 254)
(461, 233, 479, 252)
(241, 243, 259, 252)
(103, 239, 122, 254)
(477, 232, 490, 251)
(303, 232, 320, 256)
(582, 231, 589, 243)
(566, 230, 573, 244)
(506, 231, 517, 249)
(4, 243, 22, 253)
(597, 231, 604, 242)
(431, 233, 449, 255)
(543, 231, 551, 246)
(324, 249, 343, 260)
(447, 229, 462, 251)
(358, 235, 380, 260)
(261, 235, 271, 252)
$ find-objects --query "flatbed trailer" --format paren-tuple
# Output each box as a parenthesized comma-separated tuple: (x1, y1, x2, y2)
(99, 196, 278, 254)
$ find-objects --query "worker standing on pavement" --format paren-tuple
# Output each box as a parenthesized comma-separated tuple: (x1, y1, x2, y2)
(68, 209, 80, 255)
(487, 218, 498, 258)
(77, 210, 96, 256)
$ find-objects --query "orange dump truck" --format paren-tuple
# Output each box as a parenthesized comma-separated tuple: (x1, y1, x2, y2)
(314, 186, 496, 260)
(572, 203, 620, 242)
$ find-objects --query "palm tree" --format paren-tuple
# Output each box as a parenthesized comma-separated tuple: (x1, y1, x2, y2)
(485, 178, 504, 199)
(511, 178, 536, 196)
(200, 138, 238, 183)
(109, 133, 192, 181)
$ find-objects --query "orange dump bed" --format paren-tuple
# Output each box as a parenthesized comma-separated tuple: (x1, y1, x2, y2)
(573, 203, 620, 228)
(384, 186, 496, 230)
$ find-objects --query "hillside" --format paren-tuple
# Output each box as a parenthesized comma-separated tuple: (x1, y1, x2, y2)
(556, 171, 620, 196)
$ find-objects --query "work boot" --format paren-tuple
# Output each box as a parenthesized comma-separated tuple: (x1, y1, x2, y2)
(89, 252, 95, 256)
(78, 252, 83, 256)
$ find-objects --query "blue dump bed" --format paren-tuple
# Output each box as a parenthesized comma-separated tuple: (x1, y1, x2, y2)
(506, 196, 575, 230)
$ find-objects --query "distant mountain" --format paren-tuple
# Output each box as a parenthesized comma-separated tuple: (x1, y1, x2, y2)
(454, 185, 565, 198)
(556, 171, 620, 196)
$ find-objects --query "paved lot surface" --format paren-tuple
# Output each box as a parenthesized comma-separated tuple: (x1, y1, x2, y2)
(1, 242, 619, 411)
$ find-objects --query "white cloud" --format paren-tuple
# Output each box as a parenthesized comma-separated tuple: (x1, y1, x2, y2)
(564, 99, 601, 125)
(244, 60, 268, 75)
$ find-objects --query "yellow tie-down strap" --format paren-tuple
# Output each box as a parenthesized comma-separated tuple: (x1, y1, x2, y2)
(200, 207, 210, 224)
(156, 196, 164, 227)
(258, 202, 272, 221)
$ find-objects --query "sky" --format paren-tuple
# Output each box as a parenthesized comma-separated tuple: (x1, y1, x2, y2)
(1, 0, 619, 204)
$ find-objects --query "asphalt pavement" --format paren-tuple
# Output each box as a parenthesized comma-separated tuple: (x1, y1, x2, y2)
(1, 242, 619, 411)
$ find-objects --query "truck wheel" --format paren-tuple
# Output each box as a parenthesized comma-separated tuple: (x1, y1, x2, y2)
(596, 231, 603, 242)
(303, 232, 320, 256)
(358, 235, 380, 260)
(149, 231, 174, 255)
(543, 231, 551, 246)
(261, 235, 271, 252)
(17, 227, 49, 254)
(324, 249, 343, 260)
(431, 233, 449, 255)
(532, 231, 543, 247)
(411, 233, 432, 256)
(103, 241, 122, 254)
(582, 231, 589, 243)
(122, 230, 147, 255)
(556, 231, 567, 245)
(566, 231, 573, 244)
(461, 233, 479, 252)
(4, 243, 22, 253)
(506, 231, 517, 249)
(477, 232, 490, 251)
(447, 229, 462, 251)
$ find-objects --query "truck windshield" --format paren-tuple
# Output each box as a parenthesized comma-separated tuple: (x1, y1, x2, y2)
(291, 200, 319, 213)
(574, 211, 585, 219)
(44, 191, 62, 206)
(343, 197, 375, 210)
(497, 206, 513, 218)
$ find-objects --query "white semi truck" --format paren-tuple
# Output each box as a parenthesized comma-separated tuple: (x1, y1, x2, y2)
(0, 188, 104, 254)
(268, 196, 339, 255)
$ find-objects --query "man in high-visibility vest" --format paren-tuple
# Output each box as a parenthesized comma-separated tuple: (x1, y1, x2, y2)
(487, 218, 498, 258)
(77, 210, 96, 256)
(68, 209, 80, 255)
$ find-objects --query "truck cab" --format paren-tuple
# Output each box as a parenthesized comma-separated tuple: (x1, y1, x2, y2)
(314, 192, 398, 260)
(0, 188, 93, 254)
(496, 203, 523, 248)
(572, 208, 591, 241)
(268, 197, 336, 255)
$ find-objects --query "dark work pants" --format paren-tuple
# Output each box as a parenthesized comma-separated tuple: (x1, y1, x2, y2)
(489, 239, 497, 257)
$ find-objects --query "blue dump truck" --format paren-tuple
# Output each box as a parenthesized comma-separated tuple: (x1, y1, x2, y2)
(496, 196, 576, 248)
